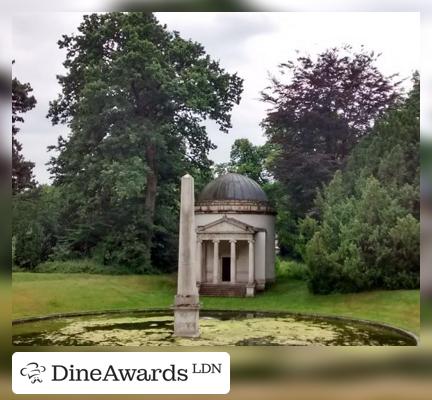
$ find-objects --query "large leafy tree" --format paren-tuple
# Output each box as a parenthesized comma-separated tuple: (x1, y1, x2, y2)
(214, 138, 272, 184)
(12, 74, 37, 194)
(47, 12, 243, 271)
(261, 46, 402, 215)
(214, 139, 300, 256)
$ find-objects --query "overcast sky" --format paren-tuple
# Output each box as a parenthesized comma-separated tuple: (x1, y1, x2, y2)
(12, 12, 420, 184)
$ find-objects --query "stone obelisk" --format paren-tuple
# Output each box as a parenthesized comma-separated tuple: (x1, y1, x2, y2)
(173, 174, 200, 337)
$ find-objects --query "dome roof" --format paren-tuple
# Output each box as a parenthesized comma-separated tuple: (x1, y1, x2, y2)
(198, 173, 268, 203)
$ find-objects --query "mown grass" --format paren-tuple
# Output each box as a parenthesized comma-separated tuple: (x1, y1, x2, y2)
(12, 268, 420, 334)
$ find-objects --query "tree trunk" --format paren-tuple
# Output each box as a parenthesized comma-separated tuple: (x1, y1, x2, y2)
(145, 142, 158, 226)
(145, 143, 158, 256)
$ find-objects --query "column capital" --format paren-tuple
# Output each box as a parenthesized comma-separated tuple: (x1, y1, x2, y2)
(212, 239, 220, 244)
(197, 239, 203, 244)
(229, 239, 237, 244)
(248, 239, 255, 244)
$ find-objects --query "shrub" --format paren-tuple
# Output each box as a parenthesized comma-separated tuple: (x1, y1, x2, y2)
(12, 186, 62, 269)
(34, 259, 133, 275)
(296, 216, 319, 261)
(305, 176, 419, 294)
(275, 258, 309, 281)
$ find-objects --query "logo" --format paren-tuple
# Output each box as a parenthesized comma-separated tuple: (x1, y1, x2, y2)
(20, 362, 46, 384)
(13, 352, 230, 394)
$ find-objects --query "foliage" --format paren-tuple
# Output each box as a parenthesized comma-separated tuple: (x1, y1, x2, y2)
(262, 180, 297, 257)
(12, 74, 37, 194)
(295, 216, 318, 260)
(214, 138, 273, 184)
(214, 139, 300, 256)
(12, 186, 62, 269)
(45, 12, 243, 272)
(34, 259, 133, 275)
(304, 74, 419, 294)
(261, 46, 402, 215)
(275, 258, 309, 281)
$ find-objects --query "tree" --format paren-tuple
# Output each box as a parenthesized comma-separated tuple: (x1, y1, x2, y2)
(215, 139, 301, 256)
(12, 74, 37, 194)
(229, 138, 273, 184)
(261, 46, 402, 215)
(214, 138, 272, 184)
(304, 74, 419, 294)
(13, 185, 63, 269)
(47, 12, 243, 271)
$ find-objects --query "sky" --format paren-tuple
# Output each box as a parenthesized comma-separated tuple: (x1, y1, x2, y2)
(12, 12, 420, 184)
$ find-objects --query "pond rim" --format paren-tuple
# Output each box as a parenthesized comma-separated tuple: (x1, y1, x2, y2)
(12, 307, 419, 345)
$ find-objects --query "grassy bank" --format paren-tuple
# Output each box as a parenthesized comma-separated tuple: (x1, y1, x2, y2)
(12, 272, 420, 334)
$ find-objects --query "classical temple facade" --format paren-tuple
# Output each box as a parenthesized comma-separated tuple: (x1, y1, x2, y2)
(195, 173, 276, 297)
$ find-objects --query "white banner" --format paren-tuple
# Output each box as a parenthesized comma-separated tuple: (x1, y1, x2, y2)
(12, 352, 230, 394)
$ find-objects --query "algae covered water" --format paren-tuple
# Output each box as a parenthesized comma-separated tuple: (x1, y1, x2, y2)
(13, 310, 416, 346)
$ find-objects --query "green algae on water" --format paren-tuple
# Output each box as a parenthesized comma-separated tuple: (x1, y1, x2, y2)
(12, 310, 416, 346)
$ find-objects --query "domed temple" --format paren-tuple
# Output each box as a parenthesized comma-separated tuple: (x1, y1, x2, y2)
(195, 173, 276, 297)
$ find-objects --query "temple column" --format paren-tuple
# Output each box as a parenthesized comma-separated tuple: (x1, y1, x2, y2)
(196, 239, 202, 285)
(212, 239, 220, 284)
(246, 239, 255, 297)
(230, 239, 236, 283)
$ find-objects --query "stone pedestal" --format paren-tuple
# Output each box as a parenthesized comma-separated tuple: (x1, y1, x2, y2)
(173, 295, 200, 337)
(246, 283, 256, 297)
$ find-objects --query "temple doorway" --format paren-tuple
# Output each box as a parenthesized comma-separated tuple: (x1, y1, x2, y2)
(222, 257, 231, 282)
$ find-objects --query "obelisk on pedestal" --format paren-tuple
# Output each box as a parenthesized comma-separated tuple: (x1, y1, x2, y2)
(173, 174, 200, 337)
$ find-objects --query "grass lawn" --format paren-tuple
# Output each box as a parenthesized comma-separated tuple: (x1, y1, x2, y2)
(12, 272, 420, 335)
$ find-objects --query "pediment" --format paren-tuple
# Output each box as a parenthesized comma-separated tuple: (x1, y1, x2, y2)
(197, 215, 257, 234)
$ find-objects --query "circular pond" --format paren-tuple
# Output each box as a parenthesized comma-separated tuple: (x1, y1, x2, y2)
(12, 310, 416, 346)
